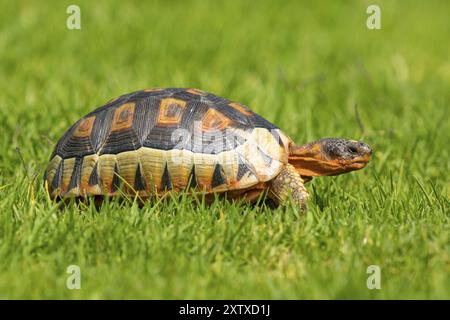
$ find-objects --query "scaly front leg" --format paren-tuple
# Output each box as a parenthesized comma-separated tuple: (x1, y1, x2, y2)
(269, 164, 310, 211)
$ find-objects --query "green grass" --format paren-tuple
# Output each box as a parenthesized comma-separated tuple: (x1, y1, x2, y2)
(0, 0, 449, 299)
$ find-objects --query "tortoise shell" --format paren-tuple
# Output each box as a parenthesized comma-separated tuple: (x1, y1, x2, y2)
(44, 88, 292, 199)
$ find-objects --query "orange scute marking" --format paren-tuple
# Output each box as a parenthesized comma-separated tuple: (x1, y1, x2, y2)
(111, 103, 135, 131)
(73, 116, 96, 138)
(186, 88, 208, 96)
(157, 98, 187, 125)
(201, 109, 232, 131)
(229, 102, 252, 116)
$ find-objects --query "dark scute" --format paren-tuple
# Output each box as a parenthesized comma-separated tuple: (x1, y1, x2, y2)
(257, 147, 273, 165)
(51, 160, 63, 191)
(111, 163, 121, 192)
(88, 162, 99, 186)
(52, 122, 77, 158)
(90, 108, 115, 152)
(204, 93, 230, 105)
(100, 129, 142, 155)
(54, 118, 95, 158)
(236, 162, 251, 181)
(144, 125, 179, 150)
(60, 136, 95, 158)
(172, 90, 203, 102)
(180, 100, 209, 135)
(249, 114, 278, 130)
(188, 165, 198, 188)
(213, 103, 251, 127)
(198, 132, 227, 155)
(236, 155, 257, 182)
(127, 90, 158, 102)
(133, 97, 160, 144)
(160, 164, 172, 190)
(270, 129, 285, 148)
(134, 164, 147, 191)
(211, 163, 227, 188)
(67, 157, 83, 191)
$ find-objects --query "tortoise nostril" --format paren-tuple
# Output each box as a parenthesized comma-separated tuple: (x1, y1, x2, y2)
(358, 142, 372, 155)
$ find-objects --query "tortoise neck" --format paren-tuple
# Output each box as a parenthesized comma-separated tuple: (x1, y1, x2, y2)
(288, 145, 343, 177)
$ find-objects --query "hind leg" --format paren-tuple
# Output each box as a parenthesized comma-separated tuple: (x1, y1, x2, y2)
(269, 164, 310, 211)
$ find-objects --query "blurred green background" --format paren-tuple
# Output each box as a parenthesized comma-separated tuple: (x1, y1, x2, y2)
(0, 0, 448, 299)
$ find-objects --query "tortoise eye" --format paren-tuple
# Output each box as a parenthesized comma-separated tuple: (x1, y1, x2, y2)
(347, 145, 358, 154)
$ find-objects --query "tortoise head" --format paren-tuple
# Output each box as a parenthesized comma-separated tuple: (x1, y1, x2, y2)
(288, 138, 372, 177)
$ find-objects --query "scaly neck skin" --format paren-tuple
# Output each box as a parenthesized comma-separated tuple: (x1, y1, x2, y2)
(288, 147, 345, 176)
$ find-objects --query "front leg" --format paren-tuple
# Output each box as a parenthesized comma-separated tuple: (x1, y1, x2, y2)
(269, 164, 310, 211)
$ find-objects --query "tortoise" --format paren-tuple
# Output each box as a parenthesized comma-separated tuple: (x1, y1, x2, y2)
(44, 88, 372, 209)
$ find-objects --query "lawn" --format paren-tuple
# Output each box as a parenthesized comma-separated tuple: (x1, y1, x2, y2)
(0, 0, 448, 299)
